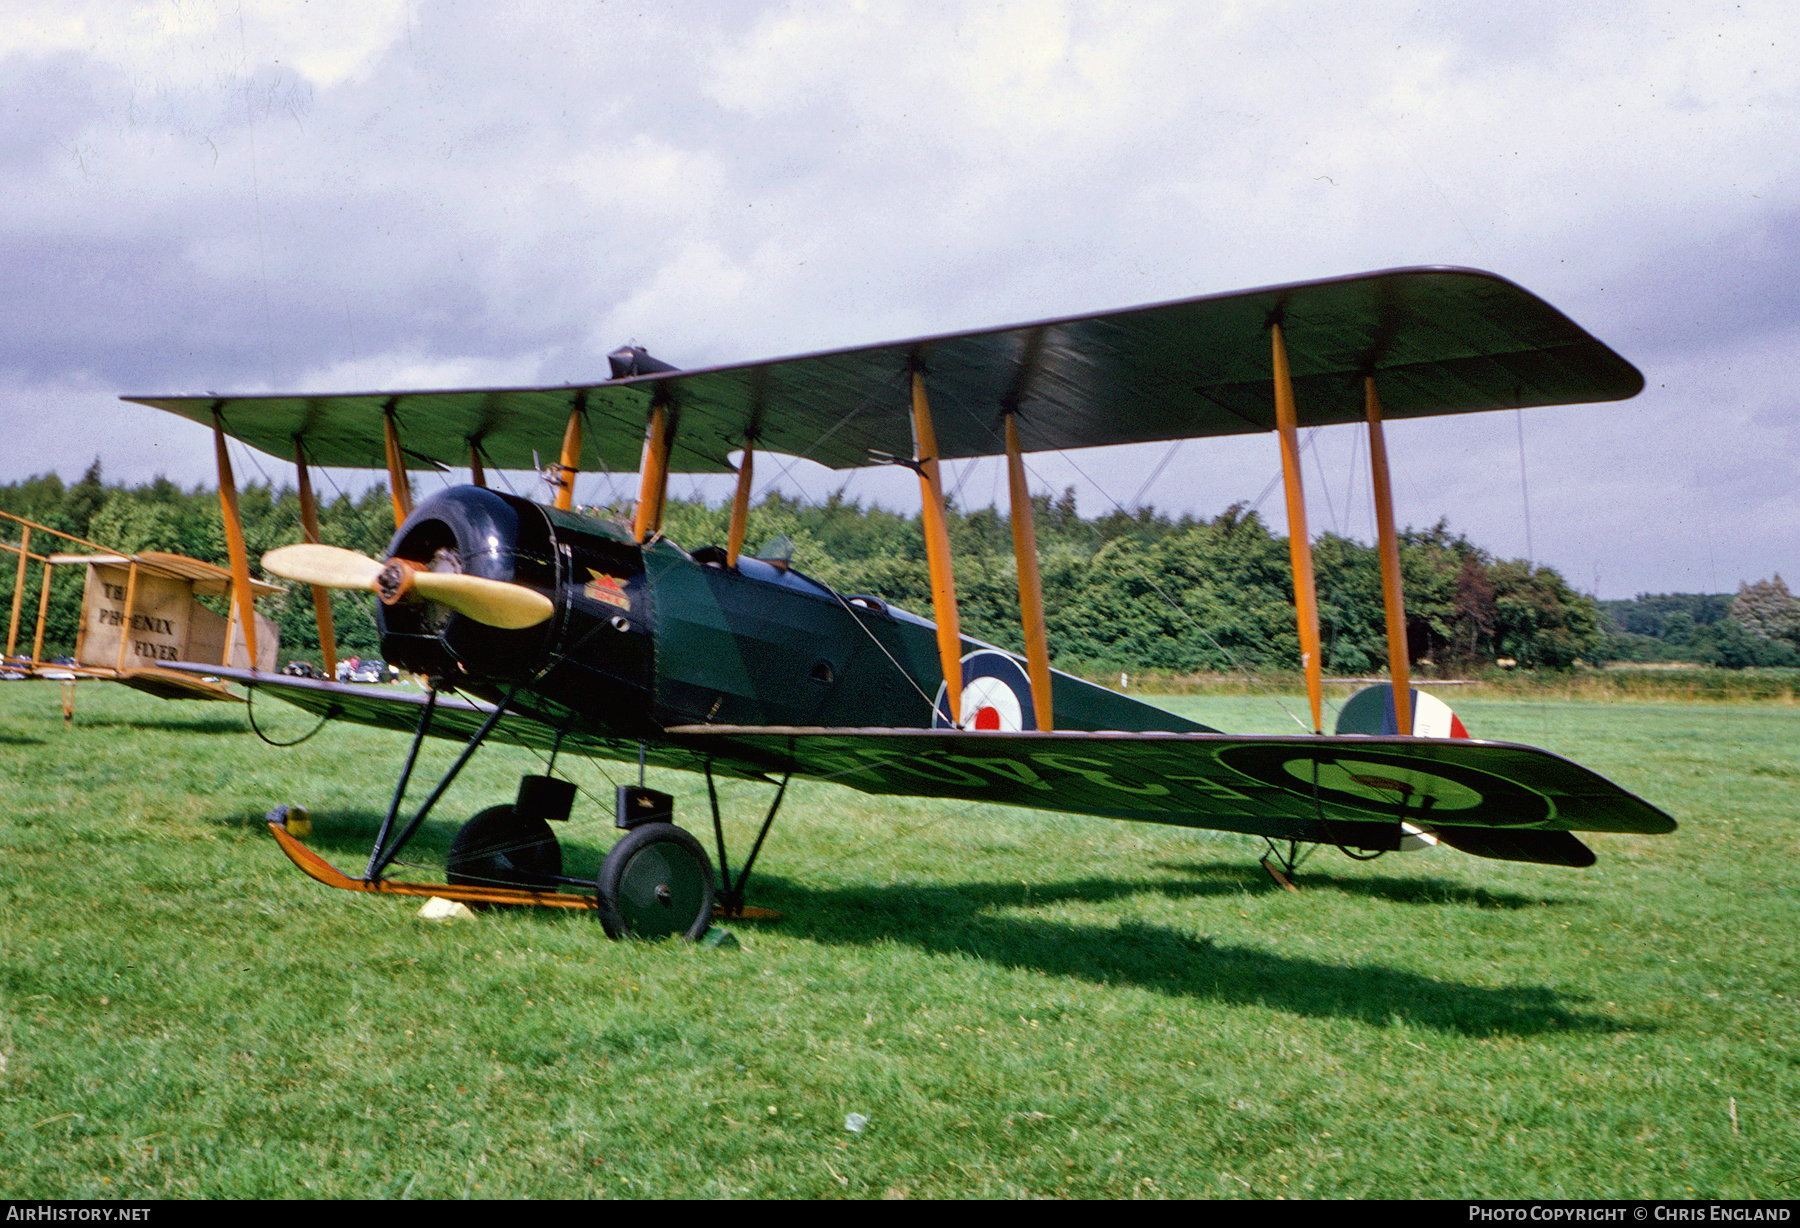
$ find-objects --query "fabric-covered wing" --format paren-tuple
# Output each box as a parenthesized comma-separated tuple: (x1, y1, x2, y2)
(168, 665, 757, 779)
(126, 266, 1642, 474)
(174, 664, 1673, 860)
(663, 726, 1677, 844)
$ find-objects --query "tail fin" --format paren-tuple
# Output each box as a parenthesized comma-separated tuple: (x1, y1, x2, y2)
(1335, 683, 1469, 739)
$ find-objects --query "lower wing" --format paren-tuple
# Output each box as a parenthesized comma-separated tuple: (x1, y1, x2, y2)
(666, 725, 1676, 866)
(152, 665, 1674, 867)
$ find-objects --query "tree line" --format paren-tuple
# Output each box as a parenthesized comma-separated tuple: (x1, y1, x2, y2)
(5, 461, 1758, 676)
(1599, 580, 1800, 668)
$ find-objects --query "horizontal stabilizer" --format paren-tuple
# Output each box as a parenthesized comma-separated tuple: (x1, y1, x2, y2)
(1431, 827, 1597, 868)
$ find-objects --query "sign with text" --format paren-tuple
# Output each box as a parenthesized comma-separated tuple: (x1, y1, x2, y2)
(76, 563, 277, 672)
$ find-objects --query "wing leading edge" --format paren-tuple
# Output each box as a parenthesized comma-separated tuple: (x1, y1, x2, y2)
(126, 267, 1642, 475)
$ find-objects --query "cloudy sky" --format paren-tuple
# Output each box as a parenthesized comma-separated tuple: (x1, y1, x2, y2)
(3, 0, 1793, 598)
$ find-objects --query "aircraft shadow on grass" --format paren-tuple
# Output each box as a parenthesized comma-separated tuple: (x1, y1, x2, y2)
(81, 716, 252, 737)
(745, 872, 1622, 1039)
(218, 809, 1622, 1039)
(1152, 860, 1568, 911)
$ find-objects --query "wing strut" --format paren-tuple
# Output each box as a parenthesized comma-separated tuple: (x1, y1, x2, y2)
(1364, 377, 1412, 734)
(381, 403, 414, 528)
(1004, 409, 1054, 731)
(30, 554, 51, 665)
(911, 365, 964, 725)
(633, 400, 674, 542)
(212, 408, 262, 671)
(1270, 323, 1323, 734)
(6, 522, 28, 659)
(726, 441, 755, 568)
(293, 439, 339, 680)
(113, 557, 140, 672)
(365, 683, 519, 880)
(552, 400, 583, 510)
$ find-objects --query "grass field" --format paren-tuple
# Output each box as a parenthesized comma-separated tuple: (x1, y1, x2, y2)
(0, 681, 1795, 1198)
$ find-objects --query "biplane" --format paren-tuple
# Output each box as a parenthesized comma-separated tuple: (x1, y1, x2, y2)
(2, 506, 280, 706)
(125, 266, 1676, 939)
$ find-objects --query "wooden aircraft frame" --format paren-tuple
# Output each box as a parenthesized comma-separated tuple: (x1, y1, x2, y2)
(1, 509, 281, 703)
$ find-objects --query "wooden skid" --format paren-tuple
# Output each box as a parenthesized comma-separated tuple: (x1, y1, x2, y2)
(268, 821, 784, 920)
(268, 820, 596, 910)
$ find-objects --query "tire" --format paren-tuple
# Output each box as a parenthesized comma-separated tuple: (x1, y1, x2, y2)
(446, 805, 563, 889)
(594, 823, 715, 941)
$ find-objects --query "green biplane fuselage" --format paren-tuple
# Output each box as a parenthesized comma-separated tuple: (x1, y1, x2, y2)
(381, 485, 1203, 742)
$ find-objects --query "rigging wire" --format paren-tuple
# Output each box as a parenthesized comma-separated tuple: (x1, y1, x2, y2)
(1126, 438, 1186, 512)
(245, 684, 330, 746)
(1022, 445, 1314, 733)
(1343, 422, 1366, 544)
(1515, 409, 1535, 565)
(917, 374, 1314, 730)
(749, 376, 895, 505)
(822, 586, 948, 719)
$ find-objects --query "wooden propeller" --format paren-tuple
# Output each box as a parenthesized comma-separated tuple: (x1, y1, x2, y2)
(262, 544, 554, 630)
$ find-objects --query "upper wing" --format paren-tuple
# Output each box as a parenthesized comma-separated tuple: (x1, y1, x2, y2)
(125, 266, 1642, 474)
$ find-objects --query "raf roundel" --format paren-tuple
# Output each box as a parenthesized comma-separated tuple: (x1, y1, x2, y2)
(933, 650, 1038, 731)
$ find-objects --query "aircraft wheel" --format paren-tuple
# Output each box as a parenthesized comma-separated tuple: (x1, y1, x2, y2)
(595, 823, 715, 941)
(446, 805, 563, 889)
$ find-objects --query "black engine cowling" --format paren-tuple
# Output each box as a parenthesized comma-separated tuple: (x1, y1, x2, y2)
(377, 487, 561, 681)
(376, 486, 657, 738)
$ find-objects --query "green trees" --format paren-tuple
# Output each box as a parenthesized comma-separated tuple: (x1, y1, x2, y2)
(2, 468, 1612, 675)
(1597, 582, 1800, 668)
(1731, 576, 1800, 643)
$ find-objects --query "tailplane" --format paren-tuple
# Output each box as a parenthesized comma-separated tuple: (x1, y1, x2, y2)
(1333, 684, 1595, 867)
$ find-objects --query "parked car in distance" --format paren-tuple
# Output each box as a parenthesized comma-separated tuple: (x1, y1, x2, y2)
(343, 655, 390, 684)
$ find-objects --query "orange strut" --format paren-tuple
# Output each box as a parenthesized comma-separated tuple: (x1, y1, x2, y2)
(554, 405, 583, 511)
(726, 445, 754, 568)
(632, 403, 673, 543)
(294, 441, 338, 680)
(1270, 323, 1322, 733)
(1005, 412, 1053, 731)
(1365, 377, 1412, 736)
(911, 368, 963, 724)
(382, 407, 414, 528)
(213, 413, 260, 669)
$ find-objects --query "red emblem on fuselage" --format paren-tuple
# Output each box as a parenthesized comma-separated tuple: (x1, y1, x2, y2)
(583, 570, 631, 610)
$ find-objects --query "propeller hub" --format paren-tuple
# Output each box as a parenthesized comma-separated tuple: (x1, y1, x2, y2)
(376, 558, 420, 606)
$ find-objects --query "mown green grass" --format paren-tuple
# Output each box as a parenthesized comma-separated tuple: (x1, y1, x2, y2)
(1083, 667, 1800, 704)
(0, 682, 1795, 1198)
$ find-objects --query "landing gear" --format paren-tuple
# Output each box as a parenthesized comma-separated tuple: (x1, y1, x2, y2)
(446, 805, 564, 889)
(1260, 838, 1306, 892)
(595, 822, 716, 940)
